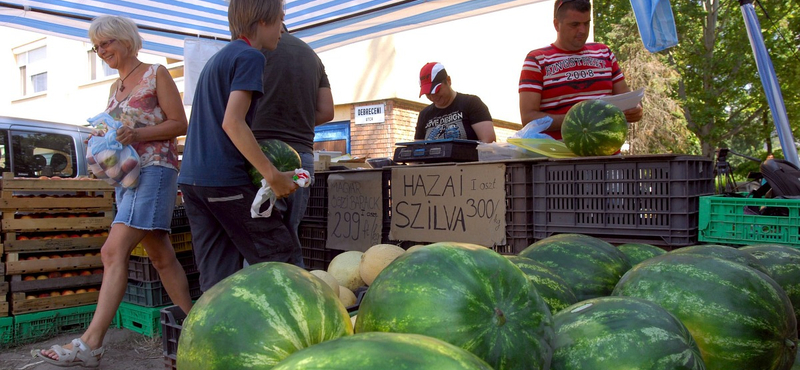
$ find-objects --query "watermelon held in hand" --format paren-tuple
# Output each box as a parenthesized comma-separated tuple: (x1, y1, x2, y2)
(561, 99, 627, 156)
(177, 262, 353, 369)
(247, 139, 302, 186)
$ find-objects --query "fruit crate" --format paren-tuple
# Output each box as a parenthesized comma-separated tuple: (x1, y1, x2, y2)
(2, 212, 113, 233)
(128, 250, 197, 282)
(12, 304, 116, 345)
(698, 195, 800, 247)
(0, 282, 8, 317)
(131, 232, 192, 257)
(3, 232, 107, 254)
(170, 205, 189, 230)
(532, 155, 714, 247)
(160, 305, 186, 361)
(303, 171, 329, 222)
(0, 316, 13, 347)
(10, 290, 100, 315)
(122, 273, 202, 307)
(299, 221, 344, 270)
(494, 160, 540, 254)
(0, 173, 114, 211)
(117, 301, 166, 337)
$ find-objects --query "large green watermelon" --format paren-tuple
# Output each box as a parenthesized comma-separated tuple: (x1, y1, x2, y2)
(519, 234, 631, 301)
(177, 262, 353, 369)
(669, 244, 770, 275)
(507, 255, 578, 314)
(271, 332, 494, 370)
(355, 242, 554, 370)
(247, 139, 302, 186)
(613, 253, 798, 370)
(561, 99, 627, 156)
(616, 242, 666, 266)
(741, 244, 800, 335)
(553, 296, 705, 369)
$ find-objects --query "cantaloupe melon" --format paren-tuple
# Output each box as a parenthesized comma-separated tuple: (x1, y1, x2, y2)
(339, 286, 357, 307)
(310, 269, 340, 295)
(406, 244, 428, 253)
(359, 244, 406, 286)
(328, 251, 365, 291)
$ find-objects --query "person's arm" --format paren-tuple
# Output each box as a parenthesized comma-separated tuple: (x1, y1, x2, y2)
(223, 90, 297, 198)
(612, 80, 643, 123)
(116, 65, 188, 145)
(519, 91, 566, 130)
(315, 87, 334, 126)
(472, 121, 496, 143)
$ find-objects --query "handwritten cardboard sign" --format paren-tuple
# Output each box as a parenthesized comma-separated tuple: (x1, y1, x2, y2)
(389, 163, 507, 247)
(326, 170, 384, 252)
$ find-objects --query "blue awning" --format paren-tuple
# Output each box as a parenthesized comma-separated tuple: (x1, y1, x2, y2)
(1, 0, 538, 58)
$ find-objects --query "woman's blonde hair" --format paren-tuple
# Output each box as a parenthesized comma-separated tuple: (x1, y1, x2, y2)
(88, 15, 142, 55)
(228, 0, 284, 39)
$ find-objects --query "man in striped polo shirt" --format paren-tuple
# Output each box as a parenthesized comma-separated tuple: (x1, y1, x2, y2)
(518, 0, 643, 140)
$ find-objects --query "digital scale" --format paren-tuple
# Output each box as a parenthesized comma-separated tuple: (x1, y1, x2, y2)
(393, 139, 480, 163)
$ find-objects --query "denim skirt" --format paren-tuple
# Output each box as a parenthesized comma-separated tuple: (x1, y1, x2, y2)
(113, 165, 178, 231)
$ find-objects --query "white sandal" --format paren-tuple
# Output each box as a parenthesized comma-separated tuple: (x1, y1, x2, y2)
(32, 338, 104, 368)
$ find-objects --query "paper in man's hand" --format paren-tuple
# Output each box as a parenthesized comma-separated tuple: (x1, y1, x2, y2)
(599, 88, 645, 111)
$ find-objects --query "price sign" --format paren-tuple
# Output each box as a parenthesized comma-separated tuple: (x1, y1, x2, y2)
(326, 171, 384, 251)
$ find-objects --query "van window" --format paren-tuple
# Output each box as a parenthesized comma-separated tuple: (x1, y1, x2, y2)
(0, 131, 8, 174)
(11, 131, 77, 178)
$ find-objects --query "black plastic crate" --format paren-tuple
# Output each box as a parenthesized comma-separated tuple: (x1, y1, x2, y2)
(170, 205, 189, 229)
(123, 273, 202, 307)
(160, 305, 186, 362)
(299, 221, 344, 270)
(532, 155, 714, 246)
(494, 161, 537, 254)
(128, 250, 197, 282)
(303, 172, 329, 223)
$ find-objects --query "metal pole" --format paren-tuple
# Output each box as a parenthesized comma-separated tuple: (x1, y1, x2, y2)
(738, 0, 799, 167)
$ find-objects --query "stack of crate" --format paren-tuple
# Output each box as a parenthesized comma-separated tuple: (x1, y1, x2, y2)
(116, 204, 201, 338)
(0, 173, 114, 345)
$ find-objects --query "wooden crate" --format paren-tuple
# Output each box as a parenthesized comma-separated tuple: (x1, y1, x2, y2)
(0, 282, 9, 317)
(2, 213, 113, 233)
(0, 172, 113, 192)
(5, 254, 102, 275)
(10, 273, 103, 293)
(11, 291, 100, 315)
(3, 233, 106, 253)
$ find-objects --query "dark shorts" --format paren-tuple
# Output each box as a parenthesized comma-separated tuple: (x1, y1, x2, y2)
(179, 183, 298, 291)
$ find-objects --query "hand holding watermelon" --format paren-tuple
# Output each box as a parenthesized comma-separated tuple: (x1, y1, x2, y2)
(247, 139, 303, 187)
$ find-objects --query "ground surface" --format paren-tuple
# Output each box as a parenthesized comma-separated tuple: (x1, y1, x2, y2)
(0, 328, 165, 370)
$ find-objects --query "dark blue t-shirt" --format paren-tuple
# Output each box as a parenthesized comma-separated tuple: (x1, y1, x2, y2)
(178, 40, 265, 187)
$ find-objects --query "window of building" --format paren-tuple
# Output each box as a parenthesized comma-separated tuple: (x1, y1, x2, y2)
(16, 45, 48, 95)
(88, 50, 116, 80)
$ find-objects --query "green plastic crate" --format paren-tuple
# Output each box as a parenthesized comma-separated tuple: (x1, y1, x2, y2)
(698, 195, 800, 247)
(118, 302, 166, 337)
(0, 316, 13, 347)
(13, 304, 110, 345)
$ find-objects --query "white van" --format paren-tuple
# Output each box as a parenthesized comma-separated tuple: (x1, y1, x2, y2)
(0, 116, 94, 178)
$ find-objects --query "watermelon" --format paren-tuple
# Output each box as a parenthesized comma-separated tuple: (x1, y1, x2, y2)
(669, 244, 770, 275)
(741, 244, 800, 335)
(355, 242, 554, 370)
(519, 234, 631, 301)
(616, 242, 666, 266)
(271, 332, 494, 370)
(553, 296, 705, 369)
(561, 99, 627, 156)
(507, 255, 578, 314)
(247, 139, 302, 186)
(613, 253, 798, 370)
(177, 262, 353, 369)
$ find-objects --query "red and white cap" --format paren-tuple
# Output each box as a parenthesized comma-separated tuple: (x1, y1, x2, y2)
(419, 62, 447, 97)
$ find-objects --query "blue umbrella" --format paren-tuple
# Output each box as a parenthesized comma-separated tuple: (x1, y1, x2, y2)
(739, 0, 799, 167)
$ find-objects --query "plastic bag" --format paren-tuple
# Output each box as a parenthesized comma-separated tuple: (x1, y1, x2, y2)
(630, 0, 679, 53)
(250, 169, 311, 218)
(510, 117, 556, 140)
(86, 113, 141, 188)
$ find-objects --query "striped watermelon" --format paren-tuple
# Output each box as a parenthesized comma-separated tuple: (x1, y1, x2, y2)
(741, 244, 800, 335)
(613, 253, 798, 370)
(561, 99, 627, 156)
(519, 234, 631, 301)
(669, 244, 770, 275)
(271, 332, 494, 370)
(553, 296, 705, 369)
(247, 139, 302, 186)
(177, 262, 353, 369)
(616, 242, 666, 266)
(507, 255, 578, 313)
(355, 242, 554, 370)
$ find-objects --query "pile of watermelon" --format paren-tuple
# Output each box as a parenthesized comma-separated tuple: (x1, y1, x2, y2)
(177, 234, 800, 369)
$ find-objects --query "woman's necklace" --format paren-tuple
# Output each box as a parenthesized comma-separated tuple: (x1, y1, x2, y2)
(118, 61, 143, 92)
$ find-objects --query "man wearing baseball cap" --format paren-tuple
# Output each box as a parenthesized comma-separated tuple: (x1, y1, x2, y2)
(415, 62, 496, 143)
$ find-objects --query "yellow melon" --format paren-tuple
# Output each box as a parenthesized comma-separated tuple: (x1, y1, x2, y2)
(339, 286, 357, 307)
(405, 244, 429, 253)
(328, 251, 365, 291)
(309, 269, 340, 295)
(350, 314, 358, 328)
(359, 244, 406, 286)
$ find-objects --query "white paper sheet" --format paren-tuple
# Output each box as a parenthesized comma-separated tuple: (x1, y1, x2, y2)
(599, 88, 645, 111)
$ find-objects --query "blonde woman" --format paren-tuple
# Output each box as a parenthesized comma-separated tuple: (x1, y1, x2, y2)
(33, 15, 192, 367)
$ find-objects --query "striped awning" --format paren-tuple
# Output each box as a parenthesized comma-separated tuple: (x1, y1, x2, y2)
(0, 0, 537, 59)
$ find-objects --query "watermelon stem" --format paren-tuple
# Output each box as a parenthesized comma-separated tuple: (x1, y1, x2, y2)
(493, 308, 506, 327)
(786, 339, 797, 351)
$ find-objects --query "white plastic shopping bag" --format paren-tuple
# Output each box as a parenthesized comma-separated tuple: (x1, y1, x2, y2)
(250, 169, 311, 218)
(86, 113, 141, 188)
